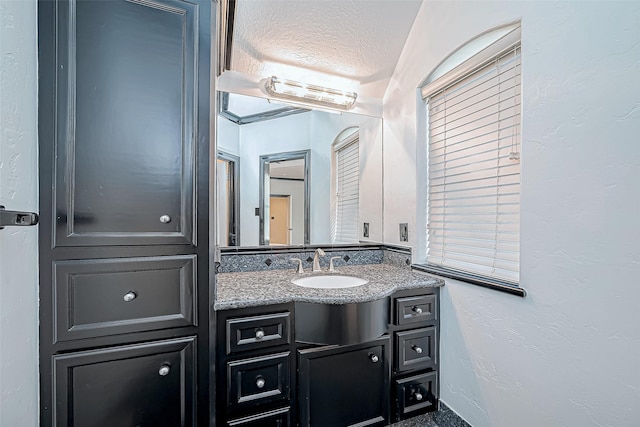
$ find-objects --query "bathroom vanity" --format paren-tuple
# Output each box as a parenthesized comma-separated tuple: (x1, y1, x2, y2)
(215, 264, 443, 426)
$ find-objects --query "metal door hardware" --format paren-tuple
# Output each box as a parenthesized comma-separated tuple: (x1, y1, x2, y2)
(0, 205, 39, 230)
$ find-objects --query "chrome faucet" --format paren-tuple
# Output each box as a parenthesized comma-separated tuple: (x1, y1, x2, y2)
(312, 248, 325, 272)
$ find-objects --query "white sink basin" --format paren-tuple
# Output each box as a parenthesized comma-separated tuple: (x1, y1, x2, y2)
(291, 275, 369, 289)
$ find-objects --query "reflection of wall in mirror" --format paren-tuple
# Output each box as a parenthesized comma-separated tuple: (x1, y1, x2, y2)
(217, 108, 383, 246)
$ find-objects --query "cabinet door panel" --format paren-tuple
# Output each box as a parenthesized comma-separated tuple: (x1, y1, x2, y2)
(53, 0, 198, 247)
(298, 337, 390, 427)
(53, 337, 196, 427)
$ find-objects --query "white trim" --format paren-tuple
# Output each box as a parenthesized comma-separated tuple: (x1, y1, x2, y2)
(421, 24, 521, 99)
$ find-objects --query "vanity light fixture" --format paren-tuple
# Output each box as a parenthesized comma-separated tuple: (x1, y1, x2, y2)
(264, 76, 358, 111)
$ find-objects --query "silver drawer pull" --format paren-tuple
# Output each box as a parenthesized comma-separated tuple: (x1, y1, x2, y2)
(412, 345, 423, 354)
(158, 364, 171, 376)
(412, 306, 423, 314)
(256, 377, 266, 389)
(255, 328, 265, 339)
(160, 215, 171, 224)
(369, 354, 379, 363)
(123, 291, 137, 302)
(414, 391, 423, 401)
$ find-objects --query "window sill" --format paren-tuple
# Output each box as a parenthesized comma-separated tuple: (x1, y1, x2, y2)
(411, 264, 527, 298)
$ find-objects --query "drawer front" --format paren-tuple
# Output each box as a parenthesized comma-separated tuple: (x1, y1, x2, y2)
(227, 352, 291, 412)
(53, 336, 196, 427)
(53, 255, 196, 343)
(228, 407, 291, 427)
(395, 327, 437, 372)
(226, 312, 291, 355)
(395, 294, 437, 325)
(395, 372, 438, 419)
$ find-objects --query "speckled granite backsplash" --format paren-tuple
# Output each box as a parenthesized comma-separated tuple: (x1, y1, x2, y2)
(219, 245, 414, 273)
(383, 248, 412, 268)
(220, 248, 384, 273)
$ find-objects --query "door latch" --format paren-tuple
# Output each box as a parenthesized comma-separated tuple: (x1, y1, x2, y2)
(0, 205, 39, 230)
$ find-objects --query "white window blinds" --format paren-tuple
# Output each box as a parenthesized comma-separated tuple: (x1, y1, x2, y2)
(426, 47, 521, 284)
(335, 138, 359, 243)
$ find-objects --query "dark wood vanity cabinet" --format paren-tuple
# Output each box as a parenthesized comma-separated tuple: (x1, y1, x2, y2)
(215, 286, 440, 427)
(390, 289, 440, 421)
(38, 0, 212, 425)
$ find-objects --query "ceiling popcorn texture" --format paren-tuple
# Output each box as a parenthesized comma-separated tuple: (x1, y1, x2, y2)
(231, 0, 423, 100)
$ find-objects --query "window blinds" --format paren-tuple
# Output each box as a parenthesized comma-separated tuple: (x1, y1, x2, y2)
(426, 47, 521, 284)
(335, 138, 359, 243)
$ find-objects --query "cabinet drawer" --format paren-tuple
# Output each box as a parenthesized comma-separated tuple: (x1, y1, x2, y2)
(53, 336, 196, 427)
(228, 407, 291, 427)
(395, 371, 438, 419)
(226, 312, 291, 355)
(53, 255, 196, 343)
(227, 352, 291, 412)
(395, 327, 437, 372)
(395, 294, 437, 325)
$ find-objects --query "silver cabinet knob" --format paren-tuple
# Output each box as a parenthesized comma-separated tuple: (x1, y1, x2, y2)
(369, 354, 379, 363)
(414, 391, 423, 401)
(412, 345, 423, 354)
(256, 377, 266, 389)
(160, 215, 171, 224)
(255, 328, 265, 339)
(158, 364, 171, 376)
(123, 291, 137, 302)
(413, 306, 423, 314)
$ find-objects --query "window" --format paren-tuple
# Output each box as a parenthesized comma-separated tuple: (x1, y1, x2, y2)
(334, 134, 359, 243)
(421, 25, 521, 287)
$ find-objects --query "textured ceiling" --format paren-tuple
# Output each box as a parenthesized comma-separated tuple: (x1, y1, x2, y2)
(231, 0, 423, 101)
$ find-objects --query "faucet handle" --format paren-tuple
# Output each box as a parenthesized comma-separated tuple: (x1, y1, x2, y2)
(329, 256, 342, 272)
(290, 258, 304, 273)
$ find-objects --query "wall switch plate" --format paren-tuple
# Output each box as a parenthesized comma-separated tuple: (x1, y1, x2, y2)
(399, 223, 408, 242)
(363, 223, 369, 238)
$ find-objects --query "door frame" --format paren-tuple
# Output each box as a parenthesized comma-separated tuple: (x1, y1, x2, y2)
(258, 150, 310, 246)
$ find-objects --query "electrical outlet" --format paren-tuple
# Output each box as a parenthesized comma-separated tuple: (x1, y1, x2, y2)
(363, 223, 369, 238)
(399, 223, 408, 242)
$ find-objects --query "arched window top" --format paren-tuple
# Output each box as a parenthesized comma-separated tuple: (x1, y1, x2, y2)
(421, 22, 520, 98)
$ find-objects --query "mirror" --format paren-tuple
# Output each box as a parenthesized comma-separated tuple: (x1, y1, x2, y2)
(217, 92, 383, 247)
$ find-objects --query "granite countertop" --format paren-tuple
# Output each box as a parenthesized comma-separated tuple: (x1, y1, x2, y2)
(214, 263, 444, 310)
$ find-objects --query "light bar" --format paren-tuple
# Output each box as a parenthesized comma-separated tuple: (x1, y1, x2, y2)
(264, 76, 357, 111)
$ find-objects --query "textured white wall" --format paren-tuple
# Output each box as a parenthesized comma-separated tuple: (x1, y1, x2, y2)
(384, 1, 640, 426)
(0, 0, 39, 425)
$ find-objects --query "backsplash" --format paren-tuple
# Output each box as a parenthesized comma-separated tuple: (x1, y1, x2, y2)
(382, 245, 413, 269)
(218, 244, 412, 273)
